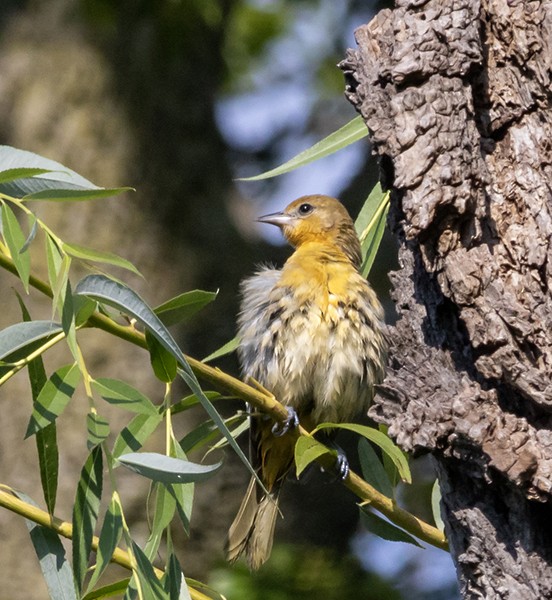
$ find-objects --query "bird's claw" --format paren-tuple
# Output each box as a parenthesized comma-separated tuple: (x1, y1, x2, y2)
(335, 451, 350, 480)
(272, 406, 299, 437)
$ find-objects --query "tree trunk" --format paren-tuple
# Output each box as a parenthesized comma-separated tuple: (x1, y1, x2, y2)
(342, 0, 552, 597)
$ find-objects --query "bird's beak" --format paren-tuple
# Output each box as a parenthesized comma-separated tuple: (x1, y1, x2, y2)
(257, 211, 294, 228)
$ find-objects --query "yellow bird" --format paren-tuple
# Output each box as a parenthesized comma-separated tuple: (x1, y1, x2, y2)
(227, 194, 387, 569)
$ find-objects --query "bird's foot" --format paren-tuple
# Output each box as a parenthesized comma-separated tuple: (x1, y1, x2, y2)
(335, 450, 350, 480)
(272, 406, 299, 437)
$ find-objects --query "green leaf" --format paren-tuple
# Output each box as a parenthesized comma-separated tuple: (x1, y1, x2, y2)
(314, 422, 411, 484)
(144, 484, 176, 561)
(13, 490, 77, 599)
(354, 183, 390, 278)
(202, 336, 239, 363)
(73, 446, 103, 594)
(431, 479, 445, 532)
(85, 494, 123, 594)
(20, 214, 38, 254)
(118, 452, 222, 484)
(25, 363, 81, 437)
(83, 578, 130, 600)
(0, 167, 54, 183)
(130, 541, 169, 600)
(162, 553, 189, 600)
(146, 330, 178, 383)
(63, 242, 141, 276)
(170, 391, 224, 416)
(17, 296, 59, 515)
(238, 116, 367, 181)
(0, 320, 62, 361)
(358, 438, 393, 498)
(87, 412, 110, 449)
(112, 413, 163, 458)
(154, 290, 217, 327)
(360, 507, 423, 547)
(0, 146, 133, 200)
(74, 274, 258, 482)
(1, 201, 31, 291)
(92, 378, 159, 416)
(167, 438, 194, 535)
(294, 436, 331, 477)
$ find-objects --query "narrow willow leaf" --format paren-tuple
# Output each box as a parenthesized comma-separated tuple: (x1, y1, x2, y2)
(0, 167, 53, 183)
(202, 336, 239, 363)
(92, 378, 159, 416)
(75, 296, 98, 326)
(73, 446, 103, 594)
(63, 242, 141, 276)
(62, 279, 79, 360)
(83, 578, 130, 600)
(144, 484, 177, 561)
(431, 479, 445, 532)
(45, 233, 63, 291)
(13, 490, 77, 599)
(354, 183, 390, 277)
(25, 187, 133, 202)
(162, 553, 189, 600)
(168, 437, 194, 534)
(0, 146, 130, 199)
(179, 414, 245, 455)
(20, 213, 38, 254)
(87, 412, 110, 449)
(294, 436, 330, 477)
(379, 423, 400, 488)
(1, 201, 30, 291)
(0, 320, 62, 360)
(154, 290, 218, 327)
(358, 438, 393, 498)
(146, 330, 177, 383)
(25, 363, 81, 437)
(238, 115, 367, 181)
(85, 494, 123, 594)
(170, 391, 224, 416)
(130, 541, 169, 600)
(74, 274, 257, 481)
(118, 452, 222, 484)
(16, 295, 59, 514)
(112, 413, 163, 458)
(314, 422, 411, 484)
(360, 507, 423, 547)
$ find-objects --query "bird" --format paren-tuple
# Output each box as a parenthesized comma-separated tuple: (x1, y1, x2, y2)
(226, 194, 387, 570)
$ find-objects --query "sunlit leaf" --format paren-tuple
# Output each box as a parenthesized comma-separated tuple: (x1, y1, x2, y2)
(144, 484, 176, 561)
(25, 363, 81, 437)
(118, 452, 222, 484)
(130, 541, 168, 600)
(73, 446, 103, 594)
(294, 436, 330, 477)
(20, 214, 38, 254)
(85, 494, 123, 594)
(202, 336, 239, 363)
(92, 378, 159, 416)
(238, 116, 367, 181)
(1, 201, 30, 291)
(112, 413, 163, 458)
(0, 320, 62, 366)
(0, 146, 132, 201)
(431, 479, 445, 532)
(146, 330, 177, 383)
(63, 242, 141, 276)
(13, 490, 76, 599)
(154, 290, 217, 327)
(83, 578, 130, 600)
(87, 412, 110, 449)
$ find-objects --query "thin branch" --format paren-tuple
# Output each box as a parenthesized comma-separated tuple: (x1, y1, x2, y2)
(0, 251, 448, 551)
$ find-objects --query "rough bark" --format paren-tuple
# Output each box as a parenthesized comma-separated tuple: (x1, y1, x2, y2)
(342, 0, 552, 597)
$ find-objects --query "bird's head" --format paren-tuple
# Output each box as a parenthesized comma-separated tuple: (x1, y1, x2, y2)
(258, 195, 362, 268)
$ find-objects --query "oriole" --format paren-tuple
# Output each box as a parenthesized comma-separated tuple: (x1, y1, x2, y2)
(227, 195, 387, 569)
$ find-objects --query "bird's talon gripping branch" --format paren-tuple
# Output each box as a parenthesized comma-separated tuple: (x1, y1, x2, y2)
(271, 406, 299, 437)
(336, 452, 350, 480)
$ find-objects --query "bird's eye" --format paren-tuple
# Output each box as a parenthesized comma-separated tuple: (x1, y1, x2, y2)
(298, 203, 313, 215)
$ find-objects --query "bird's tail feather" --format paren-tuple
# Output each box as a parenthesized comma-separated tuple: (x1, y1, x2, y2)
(226, 477, 281, 570)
